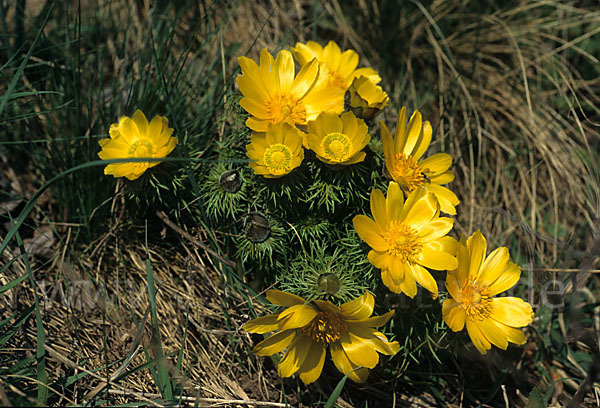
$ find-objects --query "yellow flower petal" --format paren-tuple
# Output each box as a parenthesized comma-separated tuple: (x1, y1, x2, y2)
(490, 297, 534, 328)
(266, 289, 306, 307)
(246, 116, 269, 132)
(340, 331, 380, 369)
(386, 181, 404, 220)
(253, 330, 296, 356)
(368, 250, 393, 270)
(397, 186, 427, 222)
(402, 191, 439, 229)
(381, 269, 403, 294)
(119, 116, 140, 144)
(411, 121, 432, 161)
(388, 256, 406, 280)
(341, 111, 358, 137)
(132, 110, 148, 136)
(238, 55, 262, 82)
(478, 247, 510, 286)
(322, 41, 341, 70)
(488, 262, 521, 296)
(350, 310, 395, 328)
(243, 314, 280, 334)
(291, 58, 319, 99)
(478, 318, 509, 350)
(259, 48, 278, 95)
(147, 115, 166, 142)
(108, 122, 121, 140)
(426, 184, 459, 215)
(419, 153, 452, 175)
(370, 333, 400, 356)
(303, 86, 345, 119)
(423, 236, 458, 255)
(466, 320, 491, 354)
(322, 111, 343, 133)
(352, 215, 388, 251)
(352, 67, 380, 83)
(380, 121, 396, 177)
(104, 163, 138, 179)
(236, 75, 269, 102)
(393, 106, 407, 149)
(349, 327, 399, 356)
(124, 171, 143, 181)
(291, 42, 319, 66)
(444, 270, 462, 301)
(417, 247, 458, 271)
(338, 49, 359, 77)
(370, 188, 388, 227)
(249, 133, 268, 151)
(402, 110, 422, 156)
(276, 50, 295, 94)
(467, 230, 487, 279)
(297, 341, 326, 384)
(397, 267, 418, 298)
(502, 325, 527, 345)
(442, 299, 466, 332)
(240, 98, 270, 119)
(455, 234, 470, 283)
(330, 342, 369, 383)
(340, 291, 374, 320)
(153, 138, 177, 160)
(278, 304, 318, 331)
(278, 334, 312, 378)
(409, 263, 438, 297)
(429, 171, 455, 185)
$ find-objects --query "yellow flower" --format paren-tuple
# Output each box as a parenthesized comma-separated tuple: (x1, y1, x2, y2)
(353, 182, 458, 297)
(237, 48, 344, 132)
(346, 76, 389, 120)
(442, 231, 534, 355)
(381, 106, 459, 215)
(246, 122, 304, 178)
(291, 40, 381, 90)
(307, 111, 370, 165)
(243, 290, 399, 384)
(98, 110, 177, 181)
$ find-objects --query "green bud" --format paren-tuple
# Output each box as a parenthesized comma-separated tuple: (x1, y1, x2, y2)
(317, 273, 341, 295)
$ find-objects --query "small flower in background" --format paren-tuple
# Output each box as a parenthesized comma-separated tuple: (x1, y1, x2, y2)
(346, 76, 389, 120)
(237, 48, 344, 132)
(307, 111, 370, 166)
(98, 110, 177, 181)
(353, 182, 458, 297)
(243, 290, 399, 384)
(381, 106, 459, 215)
(246, 122, 304, 178)
(442, 231, 534, 355)
(291, 40, 381, 90)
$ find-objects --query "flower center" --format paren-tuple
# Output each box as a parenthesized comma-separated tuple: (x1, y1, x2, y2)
(321, 132, 352, 162)
(327, 71, 348, 89)
(263, 144, 292, 175)
(390, 153, 427, 191)
(128, 140, 154, 167)
(460, 280, 492, 321)
(265, 93, 307, 125)
(382, 221, 422, 262)
(301, 311, 347, 343)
